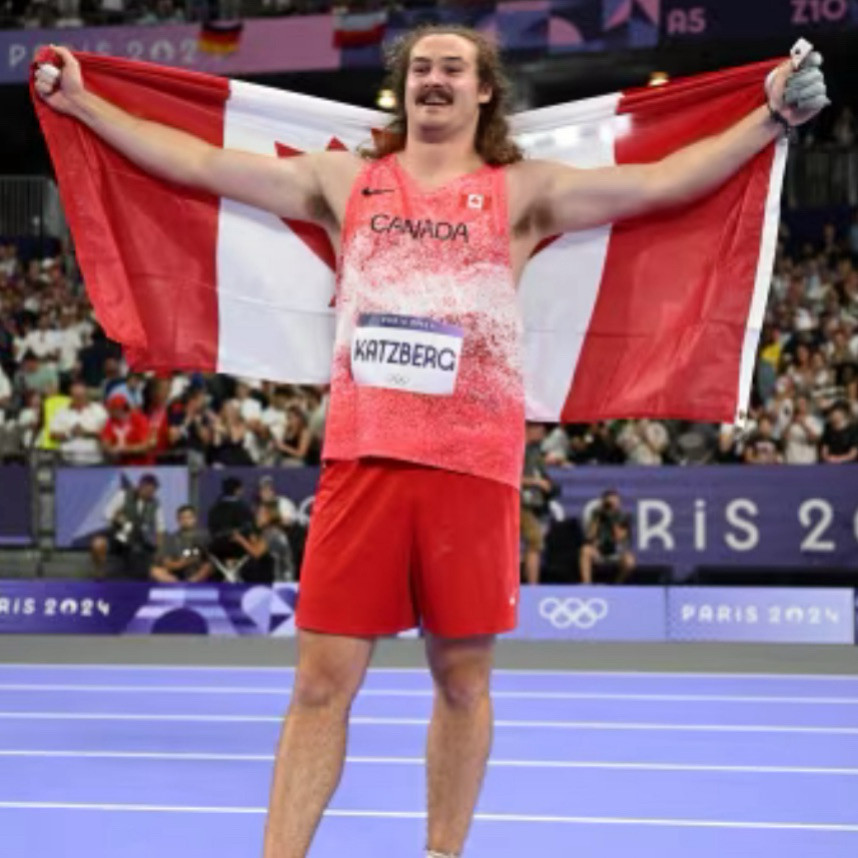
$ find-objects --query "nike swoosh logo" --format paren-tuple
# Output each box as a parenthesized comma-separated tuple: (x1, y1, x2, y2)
(361, 187, 395, 196)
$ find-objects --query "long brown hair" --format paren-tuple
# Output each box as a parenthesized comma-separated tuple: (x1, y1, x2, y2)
(362, 24, 524, 166)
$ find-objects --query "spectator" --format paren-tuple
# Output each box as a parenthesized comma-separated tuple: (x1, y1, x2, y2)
(210, 400, 255, 466)
(150, 504, 212, 583)
(101, 355, 126, 400)
(102, 473, 166, 579)
(276, 404, 312, 465)
(166, 384, 214, 467)
(786, 342, 815, 395)
(16, 313, 60, 366)
(520, 423, 555, 585)
(783, 395, 823, 464)
(55, 306, 84, 377)
(569, 422, 623, 464)
(206, 476, 256, 569)
(303, 385, 328, 464)
(256, 500, 296, 581)
(262, 385, 291, 443)
(227, 524, 277, 584)
(100, 392, 154, 465)
(49, 378, 108, 465)
(541, 424, 571, 465)
(78, 327, 121, 390)
(257, 474, 298, 526)
(820, 403, 858, 463)
(579, 489, 635, 584)
(231, 378, 264, 423)
(107, 371, 146, 410)
(616, 419, 670, 465)
(713, 423, 741, 464)
(15, 390, 43, 451)
(743, 415, 783, 464)
(143, 375, 172, 461)
(14, 351, 59, 399)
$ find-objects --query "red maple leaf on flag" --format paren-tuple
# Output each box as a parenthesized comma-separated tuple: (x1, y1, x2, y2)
(274, 136, 347, 271)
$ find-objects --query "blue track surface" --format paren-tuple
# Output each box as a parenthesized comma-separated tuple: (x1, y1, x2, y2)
(0, 663, 857, 857)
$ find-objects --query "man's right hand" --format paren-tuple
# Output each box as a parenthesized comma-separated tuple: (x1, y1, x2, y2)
(34, 46, 84, 117)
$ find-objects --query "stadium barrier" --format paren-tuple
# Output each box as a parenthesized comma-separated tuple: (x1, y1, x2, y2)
(0, 581, 854, 644)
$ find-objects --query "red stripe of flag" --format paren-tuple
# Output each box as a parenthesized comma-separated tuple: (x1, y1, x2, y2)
(560, 61, 777, 423)
(32, 52, 227, 374)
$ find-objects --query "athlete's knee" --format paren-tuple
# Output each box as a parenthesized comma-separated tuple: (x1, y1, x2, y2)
(291, 638, 370, 710)
(291, 661, 359, 710)
(429, 640, 493, 711)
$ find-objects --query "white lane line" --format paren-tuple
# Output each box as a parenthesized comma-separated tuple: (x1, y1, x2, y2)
(2, 683, 857, 705)
(0, 801, 856, 831)
(1, 664, 857, 681)
(1, 749, 857, 776)
(0, 711, 856, 734)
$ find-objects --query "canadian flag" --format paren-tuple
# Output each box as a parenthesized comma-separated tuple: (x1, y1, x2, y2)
(32, 52, 785, 424)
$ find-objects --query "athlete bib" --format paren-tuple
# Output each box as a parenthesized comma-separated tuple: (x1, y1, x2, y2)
(351, 313, 464, 396)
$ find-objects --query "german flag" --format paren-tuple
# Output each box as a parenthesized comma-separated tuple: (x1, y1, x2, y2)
(198, 21, 244, 55)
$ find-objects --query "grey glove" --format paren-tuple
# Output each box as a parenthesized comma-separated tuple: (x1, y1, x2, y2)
(783, 51, 830, 112)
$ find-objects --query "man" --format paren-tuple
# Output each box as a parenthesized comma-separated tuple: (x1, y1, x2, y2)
(520, 422, 555, 585)
(579, 489, 636, 584)
(103, 473, 166, 579)
(100, 392, 153, 465)
(820, 402, 858, 463)
(783, 395, 823, 464)
(258, 474, 299, 528)
(742, 414, 784, 464)
(15, 312, 60, 366)
(14, 350, 58, 399)
(48, 377, 108, 464)
(36, 29, 828, 858)
(150, 504, 212, 583)
(166, 383, 213, 467)
(206, 475, 256, 575)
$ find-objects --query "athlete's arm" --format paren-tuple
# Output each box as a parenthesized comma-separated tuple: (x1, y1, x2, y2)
(34, 47, 337, 225)
(527, 53, 828, 238)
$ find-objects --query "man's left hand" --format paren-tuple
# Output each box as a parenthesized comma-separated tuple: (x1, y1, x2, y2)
(767, 51, 830, 126)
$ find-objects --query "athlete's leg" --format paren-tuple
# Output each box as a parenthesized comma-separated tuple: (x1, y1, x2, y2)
(263, 630, 375, 858)
(424, 632, 496, 856)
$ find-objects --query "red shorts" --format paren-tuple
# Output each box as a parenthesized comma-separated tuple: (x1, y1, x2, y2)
(296, 458, 520, 638)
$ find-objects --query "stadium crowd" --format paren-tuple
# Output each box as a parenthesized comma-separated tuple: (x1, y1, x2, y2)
(0, 0, 485, 30)
(1, 210, 858, 469)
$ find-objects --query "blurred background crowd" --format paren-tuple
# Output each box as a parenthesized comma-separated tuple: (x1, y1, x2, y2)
(0, 0, 476, 31)
(1, 210, 857, 470)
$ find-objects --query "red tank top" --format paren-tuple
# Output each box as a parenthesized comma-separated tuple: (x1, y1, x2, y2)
(322, 154, 524, 488)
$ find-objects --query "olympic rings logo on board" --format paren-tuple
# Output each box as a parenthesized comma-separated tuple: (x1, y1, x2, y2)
(538, 597, 609, 629)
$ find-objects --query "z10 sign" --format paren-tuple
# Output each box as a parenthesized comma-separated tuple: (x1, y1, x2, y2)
(662, 0, 854, 40)
(551, 466, 858, 573)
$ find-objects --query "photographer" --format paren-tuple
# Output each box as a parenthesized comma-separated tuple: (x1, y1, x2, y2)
(579, 489, 636, 584)
(520, 423, 557, 585)
(150, 504, 212, 583)
(103, 473, 165, 579)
